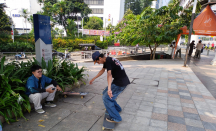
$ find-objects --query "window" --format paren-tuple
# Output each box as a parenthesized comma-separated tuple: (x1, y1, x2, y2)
(91, 8, 103, 14)
(84, 0, 104, 5)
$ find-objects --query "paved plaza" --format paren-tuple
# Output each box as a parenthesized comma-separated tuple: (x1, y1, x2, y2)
(3, 58, 216, 131)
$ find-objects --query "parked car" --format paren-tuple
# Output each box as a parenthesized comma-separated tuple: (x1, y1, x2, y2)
(52, 50, 70, 59)
(15, 52, 27, 60)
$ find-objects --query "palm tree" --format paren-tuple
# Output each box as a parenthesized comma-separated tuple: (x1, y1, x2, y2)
(21, 8, 29, 42)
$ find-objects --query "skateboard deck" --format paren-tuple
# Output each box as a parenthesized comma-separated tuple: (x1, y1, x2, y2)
(63, 91, 88, 98)
(102, 111, 115, 130)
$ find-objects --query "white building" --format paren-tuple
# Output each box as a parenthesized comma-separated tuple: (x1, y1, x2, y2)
(151, 0, 163, 9)
(83, 0, 125, 27)
(2, 0, 125, 35)
(2, 0, 44, 34)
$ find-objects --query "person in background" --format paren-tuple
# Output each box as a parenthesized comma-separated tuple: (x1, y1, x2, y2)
(194, 40, 203, 59)
(136, 43, 139, 53)
(25, 65, 62, 114)
(212, 43, 215, 49)
(188, 40, 195, 56)
(175, 44, 181, 58)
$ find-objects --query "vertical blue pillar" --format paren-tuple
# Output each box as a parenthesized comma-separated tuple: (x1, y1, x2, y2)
(33, 14, 52, 63)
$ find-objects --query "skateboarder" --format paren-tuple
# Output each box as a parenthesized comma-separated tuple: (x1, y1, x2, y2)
(89, 51, 130, 123)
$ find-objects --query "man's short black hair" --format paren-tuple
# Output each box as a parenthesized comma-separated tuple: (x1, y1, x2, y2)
(95, 53, 104, 61)
(31, 65, 42, 72)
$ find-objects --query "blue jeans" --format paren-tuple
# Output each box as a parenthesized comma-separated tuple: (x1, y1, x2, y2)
(102, 83, 126, 122)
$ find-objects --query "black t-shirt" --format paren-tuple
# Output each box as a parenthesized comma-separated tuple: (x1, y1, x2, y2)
(103, 57, 130, 87)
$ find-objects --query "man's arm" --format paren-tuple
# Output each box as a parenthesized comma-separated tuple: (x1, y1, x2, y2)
(89, 68, 105, 84)
(107, 70, 113, 99)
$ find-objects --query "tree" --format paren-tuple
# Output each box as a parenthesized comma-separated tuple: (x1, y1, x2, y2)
(125, 0, 151, 15)
(41, 0, 92, 36)
(0, 3, 12, 34)
(66, 19, 77, 37)
(140, 0, 152, 9)
(21, 9, 30, 41)
(113, 0, 192, 60)
(84, 16, 103, 30)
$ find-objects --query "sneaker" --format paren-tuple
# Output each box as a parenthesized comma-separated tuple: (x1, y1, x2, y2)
(45, 102, 56, 107)
(106, 118, 121, 123)
(36, 109, 45, 114)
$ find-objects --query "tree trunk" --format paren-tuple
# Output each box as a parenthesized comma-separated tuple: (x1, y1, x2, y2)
(152, 43, 158, 60)
(149, 45, 153, 60)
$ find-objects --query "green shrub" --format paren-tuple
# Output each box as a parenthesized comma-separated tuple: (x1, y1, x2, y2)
(0, 56, 86, 125)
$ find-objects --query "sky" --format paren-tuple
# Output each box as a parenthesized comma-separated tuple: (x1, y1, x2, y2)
(163, 0, 170, 6)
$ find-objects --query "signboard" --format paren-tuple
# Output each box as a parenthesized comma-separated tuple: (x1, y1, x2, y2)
(12, 14, 21, 17)
(83, 29, 110, 36)
(33, 14, 52, 63)
(108, 14, 111, 21)
(100, 35, 103, 41)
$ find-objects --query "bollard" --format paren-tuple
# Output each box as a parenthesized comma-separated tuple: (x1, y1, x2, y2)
(207, 50, 210, 56)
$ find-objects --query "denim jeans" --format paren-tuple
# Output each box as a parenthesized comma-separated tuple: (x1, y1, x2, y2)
(102, 83, 126, 122)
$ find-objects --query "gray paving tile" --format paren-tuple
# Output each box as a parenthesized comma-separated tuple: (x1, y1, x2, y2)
(153, 107, 167, 114)
(148, 126, 167, 131)
(129, 123, 149, 131)
(154, 103, 167, 109)
(168, 115, 185, 125)
(132, 116, 150, 125)
(180, 95, 192, 100)
(202, 121, 216, 130)
(168, 91, 179, 95)
(150, 119, 167, 129)
(136, 110, 152, 118)
(179, 92, 191, 96)
(183, 112, 200, 120)
(178, 89, 190, 93)
(191, 94, 203, 98)
(139, 105, 153, 112)
(186, 125, 205, 131)
(185, 118, 203, 128)
(168, 105, 182, 111)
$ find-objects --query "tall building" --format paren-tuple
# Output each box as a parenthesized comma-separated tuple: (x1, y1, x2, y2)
(83, 0, 125, 27)
(3, 0, 42, 34)
(151, 0, 163, 9)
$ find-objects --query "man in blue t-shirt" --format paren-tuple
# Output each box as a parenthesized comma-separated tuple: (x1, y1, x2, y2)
(26, 65, 62, 114)
(90, 51, 130, 123)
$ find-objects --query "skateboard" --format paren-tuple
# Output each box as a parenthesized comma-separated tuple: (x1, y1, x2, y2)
(63, 91, 88, 99)
(102, 111, 115, 130)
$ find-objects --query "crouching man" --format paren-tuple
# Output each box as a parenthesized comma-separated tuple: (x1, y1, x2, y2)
(25, 65, 62, 114)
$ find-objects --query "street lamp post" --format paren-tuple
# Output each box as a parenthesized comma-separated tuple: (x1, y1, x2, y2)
(6, 8, 17, 43)
(81, 16, 86, 37)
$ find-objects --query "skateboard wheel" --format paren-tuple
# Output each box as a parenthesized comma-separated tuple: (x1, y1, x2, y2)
(81, 96, 84, 99)
(64, 95, 67, 98)
(102, 127, 105, 130)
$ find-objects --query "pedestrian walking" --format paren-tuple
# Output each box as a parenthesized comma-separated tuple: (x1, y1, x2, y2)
(89, 51, 130, 123)
(188, 40, 195, 56)
(194, 40, 203, 59)
(175, 44, 181, 58)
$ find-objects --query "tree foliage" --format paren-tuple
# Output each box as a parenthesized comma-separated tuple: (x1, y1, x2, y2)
(83, 16, 103, 30)
(111, 0, 192, 60)
(0, 3, 12, 33)
(125, 0, 152, 15)
(41, 0, 92, 35)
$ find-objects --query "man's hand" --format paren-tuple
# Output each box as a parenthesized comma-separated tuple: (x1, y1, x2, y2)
(46, 87, 55, 93)
(56, 85, 62, 92)
(89, 78, 95, 84)
(108, 89, 113, 99)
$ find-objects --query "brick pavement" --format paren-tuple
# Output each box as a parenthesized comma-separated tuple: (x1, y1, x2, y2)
(2, 59, 216, 131)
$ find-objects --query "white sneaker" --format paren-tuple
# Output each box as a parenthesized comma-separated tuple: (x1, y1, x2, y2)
(36, 109, 45, 114)
(45, 102, 56, 107)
